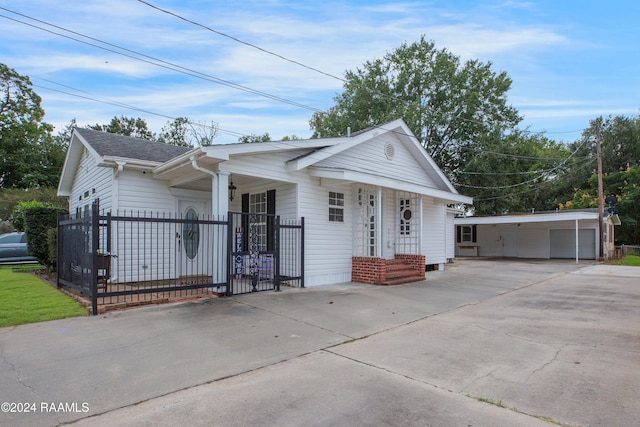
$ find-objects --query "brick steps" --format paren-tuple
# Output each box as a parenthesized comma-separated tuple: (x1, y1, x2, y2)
(352, 255, 426, 286)
(381, 259, 424, 285)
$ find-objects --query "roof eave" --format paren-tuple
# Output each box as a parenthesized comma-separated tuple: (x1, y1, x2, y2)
(308, 167, 473, 205)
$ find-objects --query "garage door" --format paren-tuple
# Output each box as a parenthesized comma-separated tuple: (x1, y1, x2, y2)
(549, 229, 596, 259)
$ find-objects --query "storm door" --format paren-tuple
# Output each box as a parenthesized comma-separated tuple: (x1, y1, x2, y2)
(178, 201, 206, 276)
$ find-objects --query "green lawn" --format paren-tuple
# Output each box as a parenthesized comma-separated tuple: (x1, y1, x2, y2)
(0, 266, 88, 327)
(609, 254, 640, 266)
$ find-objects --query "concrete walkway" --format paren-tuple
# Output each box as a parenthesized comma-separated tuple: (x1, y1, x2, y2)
(1, 259, 638, 426)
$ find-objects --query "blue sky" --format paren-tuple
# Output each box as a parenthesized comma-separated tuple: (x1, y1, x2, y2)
(1, 0, 638, 144)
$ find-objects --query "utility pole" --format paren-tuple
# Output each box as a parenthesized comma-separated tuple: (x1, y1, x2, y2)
(596, 122, 604, 260)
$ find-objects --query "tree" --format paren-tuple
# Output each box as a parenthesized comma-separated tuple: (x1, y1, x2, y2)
(560, 114, 640, 244)
(89, 116, 155, 140)
(158, 117, 219, 147)
(458, 130, 571, 215)
(0, 63, 61, 188)
(562, 164, 640, 244)
(309, 37, 521, 178)
(238, 133, 271, 143)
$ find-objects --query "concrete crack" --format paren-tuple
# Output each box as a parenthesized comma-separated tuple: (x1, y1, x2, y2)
(0, 348, 42, 400)
(461, 366, 501, 393)
(526, 345, 566, 383)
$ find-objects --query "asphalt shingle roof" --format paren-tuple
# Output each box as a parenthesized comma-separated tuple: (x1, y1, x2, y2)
(74, 127, 191, 163)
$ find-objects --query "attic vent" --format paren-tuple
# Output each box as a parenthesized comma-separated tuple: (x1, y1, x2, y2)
(384, 143, 395, 160)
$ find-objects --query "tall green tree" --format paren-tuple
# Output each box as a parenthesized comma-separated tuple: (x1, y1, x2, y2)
(561, 114, 640, 244)
(0, 63, 61, 188)
(459, 130, 571, 214)
(309, 36, 521, 178)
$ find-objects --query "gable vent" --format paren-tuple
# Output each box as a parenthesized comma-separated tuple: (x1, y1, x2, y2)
(384, 143, 395, 160)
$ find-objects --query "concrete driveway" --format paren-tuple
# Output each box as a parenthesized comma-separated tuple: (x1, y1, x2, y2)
(1, 259, 638, 426)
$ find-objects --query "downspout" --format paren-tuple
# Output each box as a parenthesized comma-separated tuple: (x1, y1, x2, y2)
(191, 155, 218, 215)
(191, 156, 217, 178)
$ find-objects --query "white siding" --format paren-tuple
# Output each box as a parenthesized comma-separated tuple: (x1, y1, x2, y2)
(421, 197, 447, 266)
(69, 150, 113, 215)
(446, 212, 455, 260)
(299, 178, 353, 286)
(314, 133, 438, 188)
(117, 170, 176, 214)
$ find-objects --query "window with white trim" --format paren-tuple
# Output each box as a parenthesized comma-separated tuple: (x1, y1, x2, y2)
(328, 191, 344, 222)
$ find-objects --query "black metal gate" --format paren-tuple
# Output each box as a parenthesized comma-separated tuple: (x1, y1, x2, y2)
(227, 212, 304, 295)
(58, 204, 304, 314)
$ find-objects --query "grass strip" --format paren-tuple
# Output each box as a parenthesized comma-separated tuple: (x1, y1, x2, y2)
(0, 268, 88, 327)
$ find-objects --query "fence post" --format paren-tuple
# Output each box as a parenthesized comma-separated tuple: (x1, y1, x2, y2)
(91, 202, 100, 315)
(226, 212, 233, 297)
(274, 216, 281, 291)
(56, 211, 62, 290)
(300, 217, 305, 288)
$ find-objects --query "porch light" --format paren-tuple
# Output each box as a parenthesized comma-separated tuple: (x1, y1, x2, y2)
(228, 181, 237, 201)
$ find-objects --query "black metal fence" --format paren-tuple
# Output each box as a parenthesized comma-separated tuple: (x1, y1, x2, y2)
(58, 203, 304, 314)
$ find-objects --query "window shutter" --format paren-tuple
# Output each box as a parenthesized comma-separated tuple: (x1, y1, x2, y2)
(267, 189, 276, 250)
(456, 225, 461, 243)
(472, 225, 477, 243)
(241, 193, 249, 251)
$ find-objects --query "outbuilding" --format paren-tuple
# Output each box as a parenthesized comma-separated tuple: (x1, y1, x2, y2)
(454, 209, 616, 261)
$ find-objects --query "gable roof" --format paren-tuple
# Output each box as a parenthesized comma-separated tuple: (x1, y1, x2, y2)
(59, 119, 472, 205)
(288, 118, 459, 193)
(74, 128, 191, 163)
(58, 128, 194, 196)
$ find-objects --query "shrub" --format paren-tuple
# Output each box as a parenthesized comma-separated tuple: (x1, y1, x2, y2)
(47, 227, 58, 270)
(23, 206, 68, 268)
(11, 200, 48, 232)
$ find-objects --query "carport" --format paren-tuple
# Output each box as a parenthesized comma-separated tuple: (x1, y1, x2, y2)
(454, 209, 616, 261)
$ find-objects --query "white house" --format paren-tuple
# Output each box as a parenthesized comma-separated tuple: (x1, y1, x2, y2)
(454, 209, 616, 261)
(58, 118, 472, 287)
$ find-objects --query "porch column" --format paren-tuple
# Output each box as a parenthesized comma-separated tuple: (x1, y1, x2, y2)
(376, 186, 383, 257)
(213, 171, 230, 219)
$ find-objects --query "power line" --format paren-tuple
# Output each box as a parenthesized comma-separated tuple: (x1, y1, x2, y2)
(454, 136, 591, 190)
(1, 7, 587, 141)
(137, 0, 346, 83)
(0, 9, 322, 112)
(135, 2, 585, 139)
(31, 80, 246, 138)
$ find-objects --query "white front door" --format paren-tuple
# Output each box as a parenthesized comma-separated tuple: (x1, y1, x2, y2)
(178, 200, 206, 276)
(502, 229, 518, 257)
